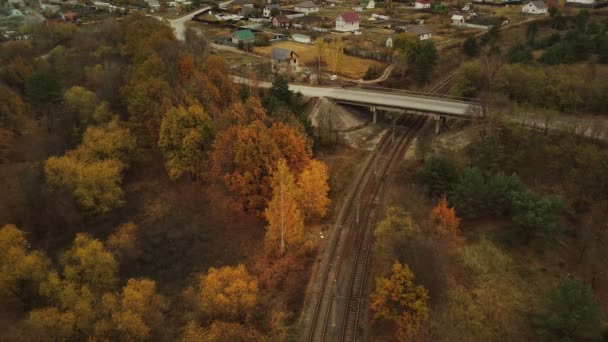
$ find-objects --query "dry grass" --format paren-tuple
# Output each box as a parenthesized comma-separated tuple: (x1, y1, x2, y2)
(254, 41, 386, 79)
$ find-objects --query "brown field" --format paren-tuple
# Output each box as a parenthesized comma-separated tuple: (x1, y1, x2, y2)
(254, 41, 387, 79)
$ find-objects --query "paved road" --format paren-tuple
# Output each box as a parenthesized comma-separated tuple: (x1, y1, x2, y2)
(233, 76, 480, 117)
(156, 6, 211, 40)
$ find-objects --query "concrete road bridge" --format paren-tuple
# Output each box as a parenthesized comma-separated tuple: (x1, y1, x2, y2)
(234, 77, 485, 132)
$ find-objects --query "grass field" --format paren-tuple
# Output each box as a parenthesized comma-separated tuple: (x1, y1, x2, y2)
(254, 41, 386, 79)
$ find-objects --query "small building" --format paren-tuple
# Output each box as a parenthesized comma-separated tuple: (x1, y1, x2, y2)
(292, 33, 312, 44)
(272, 14, 291, 28)
(415, 0, 431, 8)
(271, 47, 299, 73)
(364, 0, 376, 9)
(335, 12, 360, 32)
(451, 14, 465, 25)
(294, 1, 319, 13)
(386, 36, 393, 48)
(353, 5, 363, 11)
(263, 3, 280, 17)
(146, 0, 160, 10)
(231, 29, 255, 45)
(522, 0, 548, 13)
(405, 25, 432, 40)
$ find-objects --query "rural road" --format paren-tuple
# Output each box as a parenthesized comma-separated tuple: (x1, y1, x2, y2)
(155, 6, 211, 40)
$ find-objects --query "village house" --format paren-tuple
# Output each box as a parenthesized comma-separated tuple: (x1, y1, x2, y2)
(363, 0, 375, 9)
(231, 29, 255, 45)
(415, 0, 431, 8)
(335, 12, 360, 32)
(272, 14, 291, 28)
(522, 0, 548, 14)
(263, 4, 280, 17)
(294, 1, 319, 13)
(405, 25, 432, 40)
(271, 47, 300, 73)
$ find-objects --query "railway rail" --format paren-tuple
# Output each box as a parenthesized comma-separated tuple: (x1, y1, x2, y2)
(305, 72, 455, 342)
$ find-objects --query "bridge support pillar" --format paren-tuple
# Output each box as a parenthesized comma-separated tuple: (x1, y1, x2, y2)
(434, 115, 447, 134)
(434, 115, 440, 134)
(371, 106, 377, 124)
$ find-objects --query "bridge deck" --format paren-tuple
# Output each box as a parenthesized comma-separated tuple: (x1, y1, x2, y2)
(233, 77, 482, 117)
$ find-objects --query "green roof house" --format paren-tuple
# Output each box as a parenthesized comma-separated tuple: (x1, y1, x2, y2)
(231, 29, 255, 45)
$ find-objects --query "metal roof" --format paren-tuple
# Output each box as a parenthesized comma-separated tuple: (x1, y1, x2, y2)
(296, 1, 317, 7)
(405, 25, 431, 35)
(338, 12, 360, 23)
(233, 29, 255, 41)
(271, 47, 297, 60)
(528, 0, 548, 8)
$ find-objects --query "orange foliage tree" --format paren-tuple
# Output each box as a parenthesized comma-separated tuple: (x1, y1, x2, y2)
(370, 261, 429, 341)
(211, 120, 311, 215)
(297, 159, 330, 222)
(265, 159, 304, 256)
(431, 194, 462, 239)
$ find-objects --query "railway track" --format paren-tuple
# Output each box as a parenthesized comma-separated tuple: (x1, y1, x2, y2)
(305, 71, 455, 342)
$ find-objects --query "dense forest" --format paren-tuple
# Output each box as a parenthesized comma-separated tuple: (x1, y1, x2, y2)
(0, 14, 330, 340)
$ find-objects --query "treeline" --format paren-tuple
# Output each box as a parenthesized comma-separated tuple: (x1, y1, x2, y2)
(1, 13, 330, 340)
(454, 11, 608, 115)
(451, 61, 608, 115)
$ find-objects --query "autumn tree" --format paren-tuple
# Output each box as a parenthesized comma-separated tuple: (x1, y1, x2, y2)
(121, 53, 175, 143)
(158, 104, 214, 180)
(297, 159, 330, 222)
(44, 119, 136, 214)
(431, 195, 462, 240)
(63, 86, 99, 140)
(74, 119, 137, 165)
(196, 55, 238, 118)
(534, 277, 602, 341)
(106, 222, 141, 263)
(0, 224, 51, 309)
(95, 278, 169, 341)
(0, 84, 26, 133)
(60, 233, 118, 293)
(182, 320, 264, 342)
(45, 156, 126, 214)
(265, 159, 304, 255)
(211, 120, 311, 214)
(370, 261, 429, 341)
(219, 97, 268, 129)
(197, 264, 258, 322)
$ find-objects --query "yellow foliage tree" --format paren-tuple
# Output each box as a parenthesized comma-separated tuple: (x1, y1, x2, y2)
(45, 156, 125, 214)
(198, 264, 257, 322)
(111, 278, 169, 341)
(370, 261, 429, 341)
(27, 307, 76, 341)
(0, 224, 50, 306)
(74, 119, 137, 165)
(265, 159, 304, 255)
(158, 104, 214, 180)
(182, 320, 264, 342)
(297, 159, 330, 222)
(60, 233, 118, 293)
